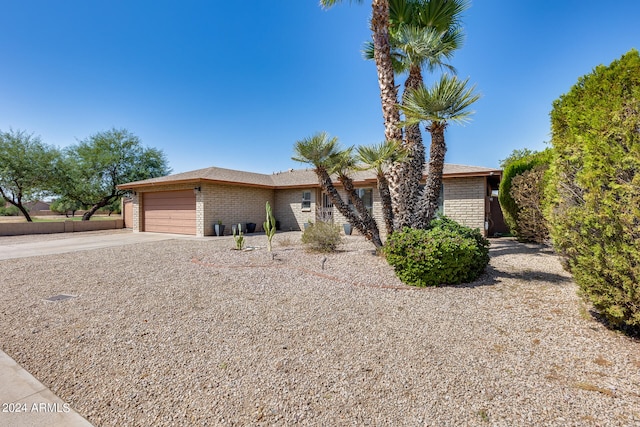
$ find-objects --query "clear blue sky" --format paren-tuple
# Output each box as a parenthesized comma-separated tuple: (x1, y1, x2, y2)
(1, 1, 638, 175)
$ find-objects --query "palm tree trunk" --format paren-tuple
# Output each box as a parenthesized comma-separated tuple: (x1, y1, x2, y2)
(376, 172, 395, 235)
(416, 122, 447, 228)
(315, 168, 383, 249)
(371, 0, 402, 143)
(392, 65, 426, 229)
(370, 0, 403, 235)
(339, 174, 383, 247)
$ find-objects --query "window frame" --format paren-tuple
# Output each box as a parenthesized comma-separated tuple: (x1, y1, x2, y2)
(348, 188, 373, 216)
(301, 190, 312, 212)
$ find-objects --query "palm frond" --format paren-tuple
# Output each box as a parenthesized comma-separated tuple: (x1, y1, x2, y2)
(356, 139, 407, 173)
(320, 0, 364, 10)
(401, 74, 480, 125)
(393, 24, 461, 75)
(292, 131, 341, 168)
(415, 0, 470, 32)
(328, 146, 356, 176)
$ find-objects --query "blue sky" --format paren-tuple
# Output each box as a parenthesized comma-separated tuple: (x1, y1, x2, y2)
(1, 1, 638, 175)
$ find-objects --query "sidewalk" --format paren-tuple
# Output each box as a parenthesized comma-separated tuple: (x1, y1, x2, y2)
(0, 350, 93, 427)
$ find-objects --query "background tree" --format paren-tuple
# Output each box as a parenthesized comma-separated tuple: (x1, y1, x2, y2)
(104, 197, 122, 216)
(546, 49, 640, 335)
(401, 74, 480, 227)
(50, 197, 86, 217)
(499, 147, 536, 169)
(0, 129, 60, 222)
(57, 128, 170, 221)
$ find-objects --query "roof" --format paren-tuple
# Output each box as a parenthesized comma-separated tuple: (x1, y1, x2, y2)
(117, 163, 501, 190)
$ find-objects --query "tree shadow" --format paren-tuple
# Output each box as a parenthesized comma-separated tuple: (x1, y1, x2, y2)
(449, 238, 572, 289)
(488, 238, 556, 258)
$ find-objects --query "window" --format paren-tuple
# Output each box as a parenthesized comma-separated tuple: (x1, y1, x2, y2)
(302, 191, 311, 211)
(437, 184, 444, 216)
(348, 188, 373, 216)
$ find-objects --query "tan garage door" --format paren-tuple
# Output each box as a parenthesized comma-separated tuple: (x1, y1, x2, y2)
(143, 190, 196, 235)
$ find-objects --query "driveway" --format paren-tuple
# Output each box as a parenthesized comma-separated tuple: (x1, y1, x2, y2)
(0, 230, 194, 260)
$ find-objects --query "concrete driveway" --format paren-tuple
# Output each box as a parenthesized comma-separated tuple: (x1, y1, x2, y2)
(0, 230, 194, 260)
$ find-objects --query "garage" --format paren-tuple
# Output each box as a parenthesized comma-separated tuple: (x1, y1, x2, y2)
(143, 190, 196, 235)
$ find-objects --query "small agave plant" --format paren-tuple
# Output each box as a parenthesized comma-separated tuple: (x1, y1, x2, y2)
(232, 223, 244, 250)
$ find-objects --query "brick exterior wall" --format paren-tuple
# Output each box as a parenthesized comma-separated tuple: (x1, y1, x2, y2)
(274, 188, 317, 231)
(443, 177, 487, 233)
(201, 183, 275, 236)
(329, 186, 384, 235)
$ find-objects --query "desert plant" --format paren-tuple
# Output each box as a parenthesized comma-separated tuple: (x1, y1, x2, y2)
(263, 201, 277, 251)
(384, 217, 489, 287)
(301, 221, 342, 253)
(232, 223, 245, 250)
(510, 165, 550, 243)
(546, 49, 640, 334)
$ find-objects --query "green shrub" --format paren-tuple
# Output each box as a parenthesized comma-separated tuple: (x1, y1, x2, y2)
(301, 221, 342, 252)
(498, 148, 552, 236)
(384, 218, 490, 287)
(509, 165, 550, 243)
(547, 49, 640, 334)
(0, 204, 20, 216)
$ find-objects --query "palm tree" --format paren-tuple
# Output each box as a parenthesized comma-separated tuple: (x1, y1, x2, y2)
(356, 140, 407, 235)
(393, 24, 463, 228)
(401, 74, 480, 228)
(363, 0, 469, 229)
(292, 132, 383, 248)
(320, 0, 402, 143)
(329, 148, 384, 246)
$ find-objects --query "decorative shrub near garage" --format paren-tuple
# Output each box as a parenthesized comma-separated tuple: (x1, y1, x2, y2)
(384, 218, 490, 287)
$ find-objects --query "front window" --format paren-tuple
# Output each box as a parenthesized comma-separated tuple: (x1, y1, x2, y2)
(302, 191, 311, 211)
(348, 188, 373, 216)
(437, 184, 444, 216)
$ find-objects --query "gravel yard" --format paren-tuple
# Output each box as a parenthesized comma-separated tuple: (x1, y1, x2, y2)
(1, 232, 639, 426)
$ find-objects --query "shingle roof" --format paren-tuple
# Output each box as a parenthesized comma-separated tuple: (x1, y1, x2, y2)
(118, 163, 501, 190)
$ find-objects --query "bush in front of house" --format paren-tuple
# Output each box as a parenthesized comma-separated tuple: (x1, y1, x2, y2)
(498, 148, 552, 241)
(384, 218, 490, 287)
(301, 221, 342, 252)
(546, 49, 640, 334)
(509, 165, 550, 243)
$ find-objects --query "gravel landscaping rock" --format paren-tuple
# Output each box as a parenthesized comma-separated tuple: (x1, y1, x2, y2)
(1, 232, 639, 426)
